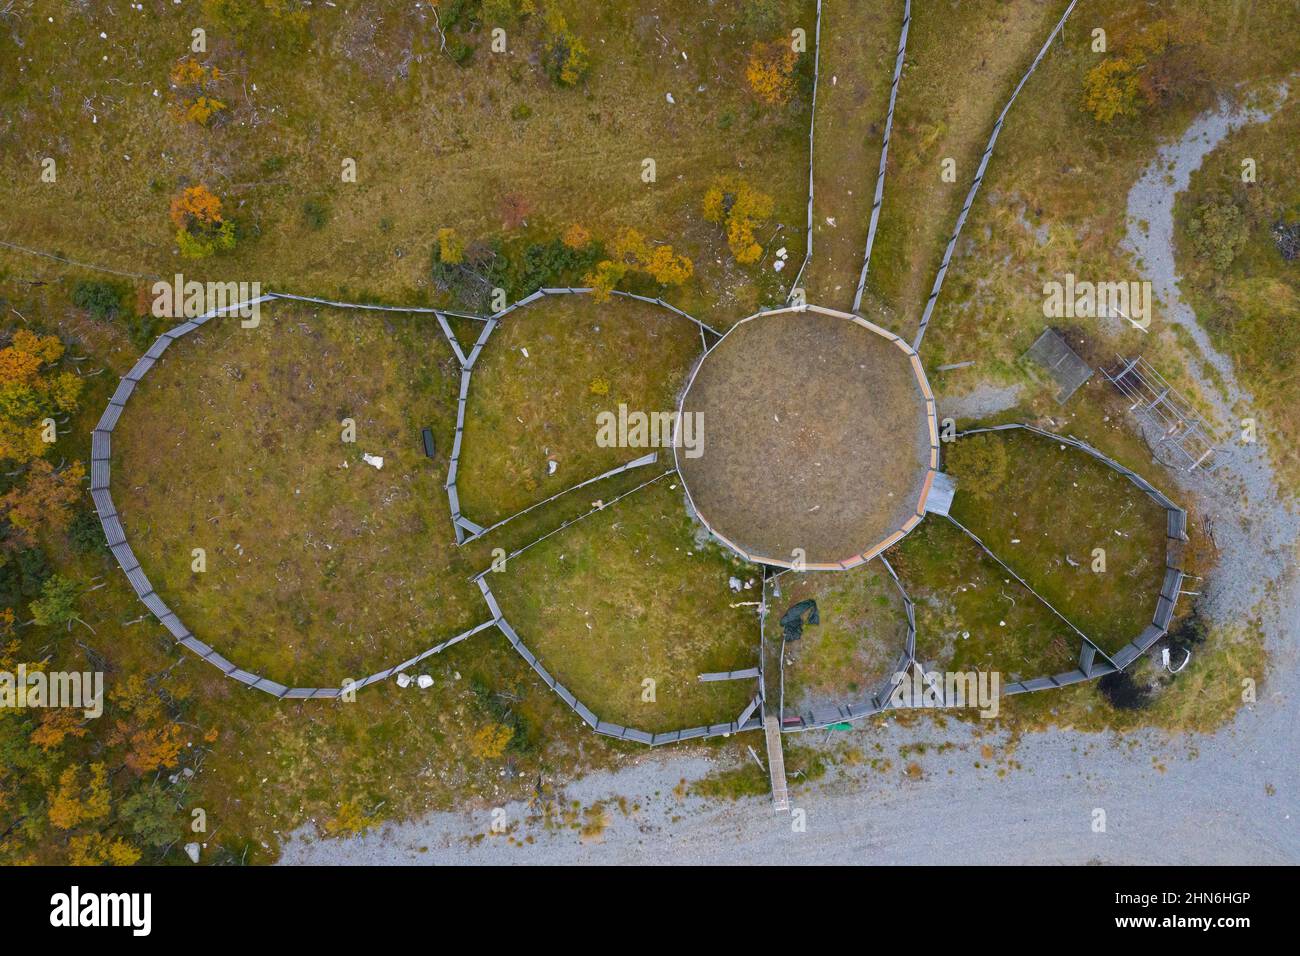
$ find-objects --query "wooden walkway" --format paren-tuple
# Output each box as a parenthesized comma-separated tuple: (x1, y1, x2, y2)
(764, 716, 789, 812)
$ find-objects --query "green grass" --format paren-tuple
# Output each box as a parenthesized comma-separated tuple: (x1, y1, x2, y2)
(0, 0, 811, 315)
(917, 0, 1300, 390)
(945, 428, 1170, 655)
(111, 301, 490, 687)
(859, 0, 1061, 334)
(1176, 93, 1300, 494)
(801, 0, 897, 310)
(487, 478, 759, 732)
(457, 293, 701, 523)
(776, 564, 908, 710)
(891, 518, 1079, 681)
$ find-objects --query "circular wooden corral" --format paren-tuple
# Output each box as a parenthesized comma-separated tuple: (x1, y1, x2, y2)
(675, 304, 938, 570)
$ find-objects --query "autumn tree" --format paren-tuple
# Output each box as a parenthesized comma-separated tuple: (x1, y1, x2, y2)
(702, 174, 774, 265)
(67, 833, 141, 866)
(47, 763, 110, 830)
(123, 723, 184, 774)
(168, 57, 227, 126)
(583, 227, 693, 302)
(1, 460, 85, 551)
(435, 227, 465, 266)
(169, 184, 237, 259)
(562, 223, 591, 249)
(0, 330, 83, 465)
(746, 38, 799, 106)
(1081, 19, 1201, 124)
(541, 2, 590, 87)
(469, 722, 514, 759)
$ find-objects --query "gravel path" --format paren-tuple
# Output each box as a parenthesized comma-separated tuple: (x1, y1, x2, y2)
(281, 98, 1300, 867)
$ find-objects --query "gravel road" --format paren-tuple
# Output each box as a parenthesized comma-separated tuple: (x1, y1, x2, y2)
(281, 98, 1299, 867)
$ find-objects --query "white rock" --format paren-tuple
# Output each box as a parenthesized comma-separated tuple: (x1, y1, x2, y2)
(416, 675, 434, 689)
(362, 453, 384, 469)
(184, 843, 201, 863)
(521, 347, 529, 358)
(773, 259, 785, 272)
(776, 247, 788, 258)
(395, 673, 412, 688)
(547, 459, 558, 475)
(728, 577, 743, 592)
(666, 92, 675, 104)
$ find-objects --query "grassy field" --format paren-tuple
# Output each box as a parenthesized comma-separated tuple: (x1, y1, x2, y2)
(1175, 94, 1300, 493)
(487, 478, 759, 732)
(891, 518, 1079, 682)
(944, 428, 1171, 655)
(776, 563, 909, 712)
(916, 0, 1300, 399)
(111, 301, 491, 686)
(858, 0, 1061, 336)
(457, 293, 701, 524)
(0, 0, 812, 315)
(1, 0, 1290, 863)
(801, 0, 897, 310)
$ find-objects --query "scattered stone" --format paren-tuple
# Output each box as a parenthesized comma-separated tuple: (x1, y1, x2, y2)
(362, 453, 384, 469)
(184, 843, 201, 863)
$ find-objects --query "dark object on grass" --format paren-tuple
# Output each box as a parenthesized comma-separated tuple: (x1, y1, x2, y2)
(1098, 670, 1151, 710)
(780, 599, 819, 642)
(1166, 605, 1207, 652)
(1273, 220, 1300, 262)
(421, 428, 436, 459)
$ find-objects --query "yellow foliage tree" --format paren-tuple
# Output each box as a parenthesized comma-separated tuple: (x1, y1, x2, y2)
(746, 39, 798, 106)
(169, 56, 227, 126)
(30, 709, 87, 752)
(68, 834, 141, 867)
(47, 763, 110, 831)
(469, 722, 514, 759)
(583, 227, 693, 301)
(124, 723, 184, 774)
(435, 227, 465, 265)
(702, 174, 774, 265)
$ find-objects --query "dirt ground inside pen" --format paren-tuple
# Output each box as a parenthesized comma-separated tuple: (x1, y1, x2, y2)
(678, 311, 931, 566)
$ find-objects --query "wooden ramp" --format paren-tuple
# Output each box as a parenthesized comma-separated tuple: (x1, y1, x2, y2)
(764, 716, 789, 812)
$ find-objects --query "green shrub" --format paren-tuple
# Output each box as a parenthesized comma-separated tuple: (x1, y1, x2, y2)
(1188, 196, 1248, 272)
(68, 510, 108, 556)
(301, 199, 330, 231)
(71, 280, 125, 320)
(944, 433, 1009, 500)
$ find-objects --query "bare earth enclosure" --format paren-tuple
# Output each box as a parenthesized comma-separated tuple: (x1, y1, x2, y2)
(677, 306, 936, 569)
